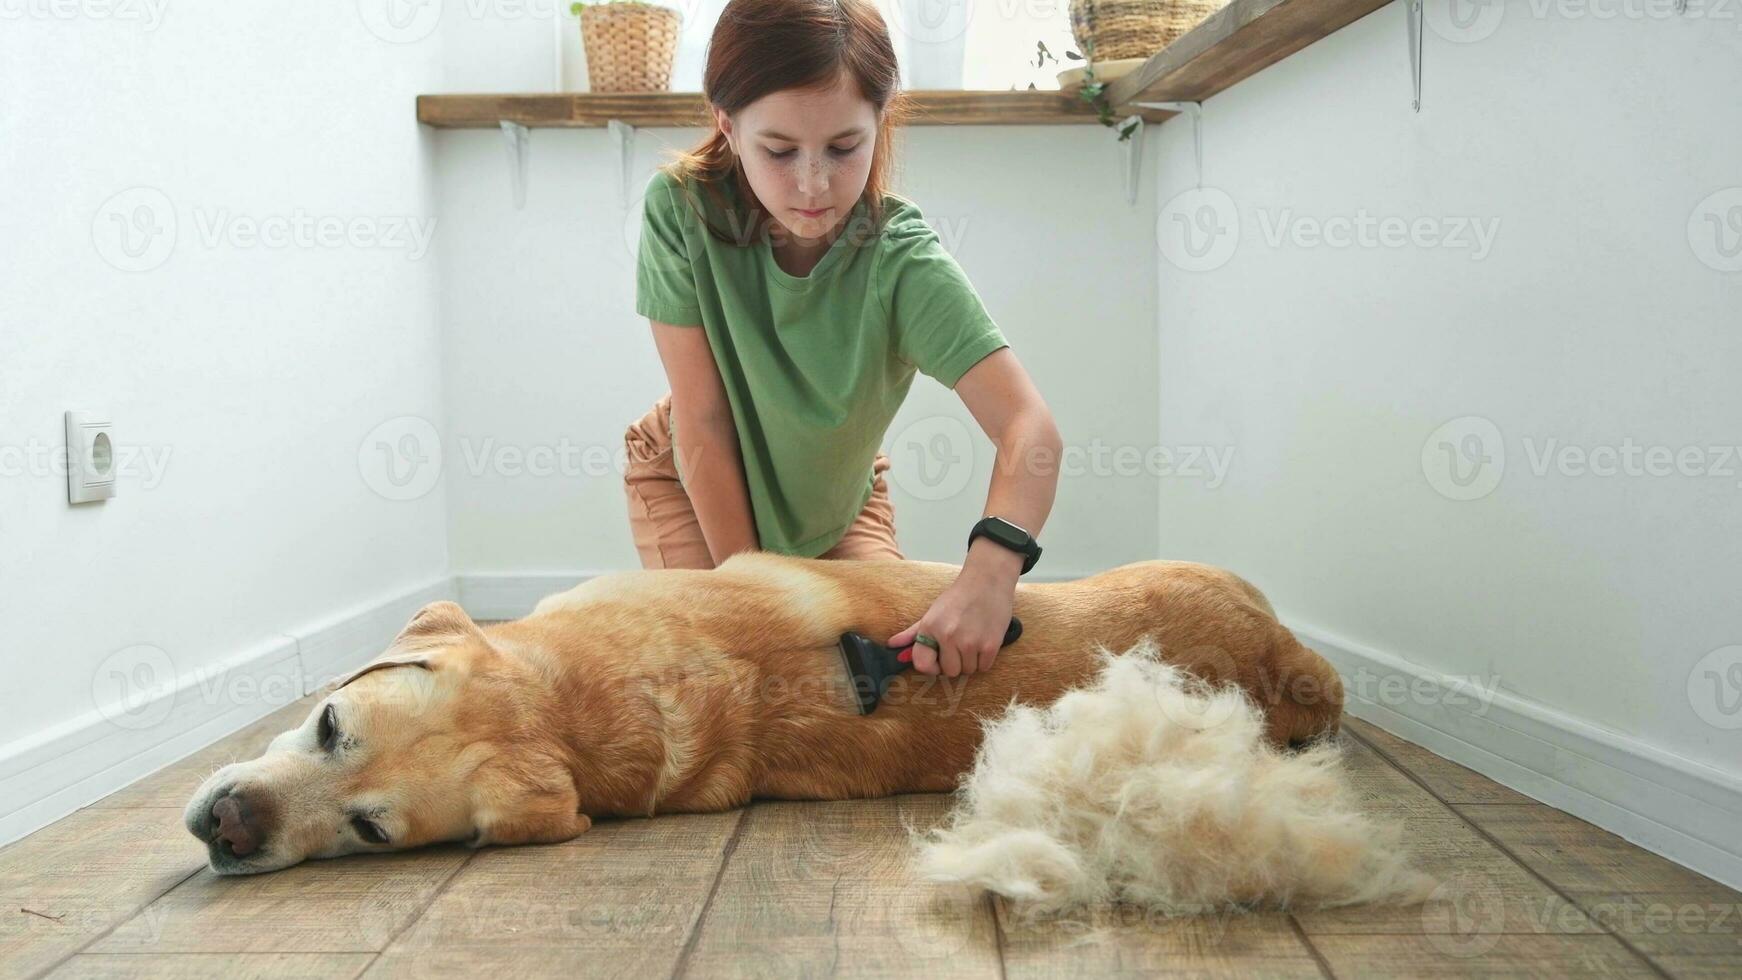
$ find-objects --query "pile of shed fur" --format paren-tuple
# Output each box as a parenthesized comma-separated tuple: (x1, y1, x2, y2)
(908, 637, 1436, 920)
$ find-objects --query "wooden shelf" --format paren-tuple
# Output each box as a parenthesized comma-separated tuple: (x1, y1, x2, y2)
(1107, 0, 1391, 108)
(416, 90, 1176, 129)
(415, 0, 1390, 131)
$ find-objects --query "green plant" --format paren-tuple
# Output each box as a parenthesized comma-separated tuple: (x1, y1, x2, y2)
(1032, 38, 1140, 142)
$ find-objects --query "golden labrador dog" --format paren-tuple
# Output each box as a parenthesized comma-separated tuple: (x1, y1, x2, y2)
(183, 551, 1342, 874)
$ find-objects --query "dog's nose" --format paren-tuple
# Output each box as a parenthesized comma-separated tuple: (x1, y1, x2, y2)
(210, 793, 261, 857)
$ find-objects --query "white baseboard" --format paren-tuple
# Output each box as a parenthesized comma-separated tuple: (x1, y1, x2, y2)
(1290, 617, 1742, 893)
(455, 572, 601, 621)
(0, 634, 302, 845)
(0, 575, 454, 848)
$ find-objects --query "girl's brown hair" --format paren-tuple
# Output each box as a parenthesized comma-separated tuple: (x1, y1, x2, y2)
(660, 0, 911, 246)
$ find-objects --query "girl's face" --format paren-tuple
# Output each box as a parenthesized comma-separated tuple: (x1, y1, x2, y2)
(717, 72, 878, 246)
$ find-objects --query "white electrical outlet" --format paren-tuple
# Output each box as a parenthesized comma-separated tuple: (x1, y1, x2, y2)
(66, 410, 117, 504)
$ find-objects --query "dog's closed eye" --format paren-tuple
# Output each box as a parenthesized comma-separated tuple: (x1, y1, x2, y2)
(351, 815, 389, 845)
(319, 704, 340, 752)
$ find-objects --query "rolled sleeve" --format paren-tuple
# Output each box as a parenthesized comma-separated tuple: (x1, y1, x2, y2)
(882, 224, 1009, 389)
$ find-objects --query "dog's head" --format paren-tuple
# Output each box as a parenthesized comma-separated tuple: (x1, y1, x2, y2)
(183, 601, 590, 874)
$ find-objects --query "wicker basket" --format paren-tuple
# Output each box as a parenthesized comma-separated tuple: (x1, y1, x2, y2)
(1068, 0, 1226, 63)
(579, 2, 681, 94)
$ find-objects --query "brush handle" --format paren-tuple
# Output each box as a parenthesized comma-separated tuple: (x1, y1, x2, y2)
(896, 616, 1022, 665)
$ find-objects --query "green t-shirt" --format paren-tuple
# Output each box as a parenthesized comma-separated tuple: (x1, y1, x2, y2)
(635, 168, 1009, 558)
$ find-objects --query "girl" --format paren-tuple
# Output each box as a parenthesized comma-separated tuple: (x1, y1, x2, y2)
(624, 0, 1063, 679)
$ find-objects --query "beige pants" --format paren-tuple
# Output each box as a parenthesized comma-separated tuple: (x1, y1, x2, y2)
(622, 392, 906, 569)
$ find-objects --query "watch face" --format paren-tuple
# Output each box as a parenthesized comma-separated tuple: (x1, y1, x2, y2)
(985, 518, 1028, 547)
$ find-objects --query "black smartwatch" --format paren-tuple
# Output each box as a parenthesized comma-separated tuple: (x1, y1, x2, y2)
(967, 516, 1042, 575)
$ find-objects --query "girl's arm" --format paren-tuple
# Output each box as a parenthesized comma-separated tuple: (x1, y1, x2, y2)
(888, 346, 1063, 676)
(650, 320, 760, 563)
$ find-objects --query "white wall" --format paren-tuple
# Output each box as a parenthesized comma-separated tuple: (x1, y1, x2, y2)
(1149, 1, 1741, 880)
(0, 2, 451, 838)
(435, 123, 1158, 578)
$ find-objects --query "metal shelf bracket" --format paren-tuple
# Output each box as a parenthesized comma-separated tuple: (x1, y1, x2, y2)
(500, 120, 530, 209)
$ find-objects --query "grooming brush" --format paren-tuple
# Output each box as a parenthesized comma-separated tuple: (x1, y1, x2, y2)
(836, 616, 1023, 715)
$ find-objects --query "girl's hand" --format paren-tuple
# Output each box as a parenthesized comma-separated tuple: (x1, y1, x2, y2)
(887, 543, 1021, 677)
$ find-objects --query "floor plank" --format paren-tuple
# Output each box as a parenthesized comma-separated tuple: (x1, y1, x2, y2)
(1457, 804, 1742, 900)
(87, 849, 471, 954)
(11, 655, 1742, 978)
(998, 904, 1326, 978)
(1313, 933, 1659, 976)
(1292, 811, 1594, 938)
(677, 795, 1003, 978)
(1569, 890, 1742, 959)
(365, 810, 742, 978)
(1334, 729, 1450, 814)
(1343, 717, 1533, 806)
(45, 952, 373, 979)
(0, 807, 205, 976)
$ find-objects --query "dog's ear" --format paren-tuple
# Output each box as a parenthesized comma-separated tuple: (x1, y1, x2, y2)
(333, 652, 434, 692)
(392, 600, 485, 649)
(330, 601, 489, 693)
(468, 753, 592, 848)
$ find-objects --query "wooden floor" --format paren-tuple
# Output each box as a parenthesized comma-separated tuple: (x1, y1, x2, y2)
(4, 690, 1739, 978)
